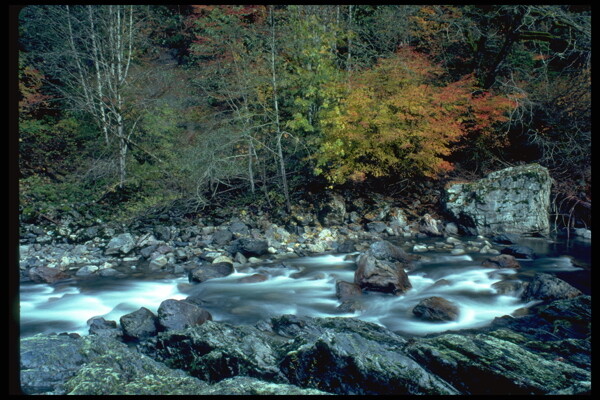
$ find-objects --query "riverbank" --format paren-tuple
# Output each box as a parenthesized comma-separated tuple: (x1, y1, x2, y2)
(16, 180, 591, 395)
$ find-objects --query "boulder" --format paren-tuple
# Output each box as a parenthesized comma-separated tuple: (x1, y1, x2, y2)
(419, 214, 444, 236)
(188, 262, 234, 283)
(119, 307, 159, 340)
(443, 164, 552, 236)
(405, 329, 590, 395)
(500, 245, 535, 260)
(316, 192, 346, 226)
(521, 273, 583, 302)
(105, 233, 136, 255)
(335, 280, 362, 301)
(366, 221, 388, 233)
(354, 254, 412, 295)
(492, 233, 521, 244)
(482, 254, 521, 269)
(229, 238, 269, 257)
(367, 240, 414, 263)
(28, 265, 69, 284)
(87, 317, 121, 338)
(157, 299, 212, 331)
(412, 296, 460, 322)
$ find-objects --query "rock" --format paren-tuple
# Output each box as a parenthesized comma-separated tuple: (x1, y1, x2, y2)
(28, 265, 70, 283)
(276, 316, 458, 395)
(492, 233, 521, 244)
(197, 376, 332, 395)
(450, 248, 466, 255)
(20, 333, 88, 394)
(413, 244, 428, 252)
(500, 245, 535, 260)
(157, 299, 212, 331)
(482, 254, 521, 269)
(444, 222, 459, 236)
(521, 273, 583, 302)
(354, 254, 412, 295)
(58, 335, 208, 395)
(229, 221, 250, 237)
(366, 221, 388, 233)
(419, 214, 444, 236)
(146, 320, 284, 384)
(237, 274, 269, 283)
(367, 240, 414, 263)
(336, 240, 357, 253)
(87, 317, 121, 338)
(229, 238, 269, 257)
(405, 329, 590, 395)
(105, 233, 136, 255)
(149, 254, 169, 270)
(412, 296, 459, 322)
(335, 280, 362, 301)
(188, 262, 234, 283)
(75, 265, 99, 277)
(574, 228, 591, 239)
(119, 307, 159, 340)
(212, 229, 233, 246)
(154, 225, 171, 241)
(491, 280, 524, 295)
(321, 192, 347, 226)
(443, 164, 552, 236)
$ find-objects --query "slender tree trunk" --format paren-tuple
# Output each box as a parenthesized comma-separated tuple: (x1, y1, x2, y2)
(269, 6, 291, 213)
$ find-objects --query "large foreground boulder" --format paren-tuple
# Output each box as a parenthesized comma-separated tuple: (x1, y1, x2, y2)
(443, 164, 552, 236)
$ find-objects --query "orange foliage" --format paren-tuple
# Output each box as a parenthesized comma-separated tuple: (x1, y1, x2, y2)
(316, 47, 513, 184)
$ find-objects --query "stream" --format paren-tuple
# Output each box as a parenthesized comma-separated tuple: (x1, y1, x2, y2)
(19, 236, 591, 338)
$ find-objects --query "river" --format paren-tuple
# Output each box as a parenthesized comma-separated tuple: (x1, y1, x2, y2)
(19, 235, 591, 338)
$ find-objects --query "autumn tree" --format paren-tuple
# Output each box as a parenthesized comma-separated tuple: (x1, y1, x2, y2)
(315, 48, 514, 185)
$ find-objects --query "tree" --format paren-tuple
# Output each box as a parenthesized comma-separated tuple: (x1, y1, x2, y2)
(20, 5, 149, 188)
(315, 47, 513, 185)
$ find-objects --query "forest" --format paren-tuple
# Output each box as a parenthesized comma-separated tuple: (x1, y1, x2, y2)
(17, 4, 591, 228)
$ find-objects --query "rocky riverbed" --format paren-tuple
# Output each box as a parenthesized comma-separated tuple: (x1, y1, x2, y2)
(16, 167, 592, 395)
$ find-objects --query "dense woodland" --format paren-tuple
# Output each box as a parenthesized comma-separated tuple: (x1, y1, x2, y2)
(17, 5, 591, 229)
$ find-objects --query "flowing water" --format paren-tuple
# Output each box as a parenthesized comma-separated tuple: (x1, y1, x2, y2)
(19, 236, 591, 338)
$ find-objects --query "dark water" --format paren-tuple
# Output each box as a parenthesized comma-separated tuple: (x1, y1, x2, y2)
(19, 235, 591, 338)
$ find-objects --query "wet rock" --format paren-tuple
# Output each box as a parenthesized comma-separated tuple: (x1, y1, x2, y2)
(237, 273, 268, 283)
(146, 320, 285, 383)
(277, 317, 458, 395)
(198, 376, 332, 395)
(28, 265, 70, 283)
(443, 164, 552, 236)
(119, 307, 159, 341)
(492, 233, 521, 244)
(354, 254, 412, 295)
(412, 296, 459, 322)
(501, 245, 535, 260)
(188, 262, 234, 283)
(491, 280, 524, 295)
(335, 280, 362, 301)
(87, 317, 121, 338)
(482, 254, 521, 269)
(405, 329, 590, 395)
(104, 233, 135, 256)
(20, 333, 87, 394)
(157, 299, 212, 331)
(521, 273, 583, 302)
